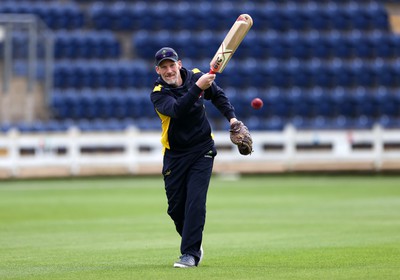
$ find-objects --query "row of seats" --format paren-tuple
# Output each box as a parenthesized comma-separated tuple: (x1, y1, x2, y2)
(54, 31, 121, 59)
(197, 87, 400, 119)
(51, 59, 400, 90)
(8, 31, 121, 60)
(53, 60, 156, 89)
(251, 88, 399, 119)
(50, 92, 153, 120)
(245, 115, 392, 131)
(0, 1, 388, 33)
(0, 2, 84, 30)
(133, 30, 400, 61)
(4, 114, 398, 133)
(88, 2, 388, 32)
(223, 62, 400, 89)
(49, 87, 400, 121)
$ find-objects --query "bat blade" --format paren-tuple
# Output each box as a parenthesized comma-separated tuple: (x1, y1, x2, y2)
(209, 14, 253, 74)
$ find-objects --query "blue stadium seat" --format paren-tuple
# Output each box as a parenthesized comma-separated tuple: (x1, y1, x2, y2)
(309, 89, 335, 118)
(103, 64, 120, 89)
(287, 89, 312, 118)
(354, 64, 377, 88)
(89, 3, 112, 30)
(251, 35, 269, 60)
(288, 9, 310, 31)
(76, 119, 93, 131)
(353, 37, 375, 59)
(311, 37, 333, 59)
(271, 66, 291, 88)
(375, 64, 399, 88)
(136, 118, 162, 131)
(372, 34, 395, 59)
(94, 63, 110, 89)
(43, 120, 69, 132)
(96, 93, 114, 119)
(132, 30, 155, 60)
(290, 116, 312, 130)
(109, 94, 127, 119)
(331, 116, 354, 130)
(80, 92, 97, 119)
(352, 9, 374, 31)
(331, 37, 354, 59)
(71, 94, 89, 119)
(353, 115, 375, 129)
(291, 64, 313, 88)
(244, 116, 265, 131)
(331, 9, 353, 31)
(139, 93, 155, 118)
(263, 9, 290, 32)
(308, 9, 332, 31)
(353, 88, 378, 118)
(369, 5, 389, 31)
(112, 2, 135, 30)
(332, 88, 356, 117)
(290, 37, 313, 60)
(265, 116, 285, 131)
(268, 38, 291, 60)
(313, 65, 335, 88)
(50, 93, 68, 119)
(261, 89, 288, 118)
(333, 65, 357, 88)
(378, 116, 400, 129)
(309, 116, 333, 130)
(376, 89, 400, 117)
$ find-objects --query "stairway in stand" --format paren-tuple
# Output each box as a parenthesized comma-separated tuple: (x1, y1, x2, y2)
(0, 77, 48, 124)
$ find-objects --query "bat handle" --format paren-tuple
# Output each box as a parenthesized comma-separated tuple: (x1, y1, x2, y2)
(209, 69, 216, 74)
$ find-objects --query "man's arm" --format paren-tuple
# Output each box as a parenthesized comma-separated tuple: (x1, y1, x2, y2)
(205, 83, 237, 122)
(151, 85, 202, 118)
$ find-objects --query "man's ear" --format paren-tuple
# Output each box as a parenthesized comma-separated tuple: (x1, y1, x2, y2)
(155, 66, 160, 74)
(177, 60, 182, 69)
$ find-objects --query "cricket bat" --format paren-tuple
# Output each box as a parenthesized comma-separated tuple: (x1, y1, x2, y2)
(209, 14, 253, 74)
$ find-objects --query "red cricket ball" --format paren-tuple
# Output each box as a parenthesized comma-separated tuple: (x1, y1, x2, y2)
(251, 97, 263, 110)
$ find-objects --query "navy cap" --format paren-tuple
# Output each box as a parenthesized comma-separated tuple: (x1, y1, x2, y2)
(155, 47, 179, 66)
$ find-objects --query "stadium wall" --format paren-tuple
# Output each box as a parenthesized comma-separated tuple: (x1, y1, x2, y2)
(1, 126, 400, 179)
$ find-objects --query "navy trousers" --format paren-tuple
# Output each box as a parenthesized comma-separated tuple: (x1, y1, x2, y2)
(162, 146, 216, 260)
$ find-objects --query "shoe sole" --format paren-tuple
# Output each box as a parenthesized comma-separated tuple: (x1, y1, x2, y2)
(173, 263, 195, 268)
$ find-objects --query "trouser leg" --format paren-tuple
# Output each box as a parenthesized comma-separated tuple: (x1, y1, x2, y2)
(163, 156, 186, 236)
(180, 151, 214, 259)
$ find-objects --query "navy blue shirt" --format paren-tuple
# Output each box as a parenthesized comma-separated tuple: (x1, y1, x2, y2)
(150, 67, 236, 155)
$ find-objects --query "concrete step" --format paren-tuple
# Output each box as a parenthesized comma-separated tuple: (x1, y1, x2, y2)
(0, 77, 49, 123)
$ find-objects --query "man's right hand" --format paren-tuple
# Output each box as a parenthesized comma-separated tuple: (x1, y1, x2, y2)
(196, 73, 216, 90)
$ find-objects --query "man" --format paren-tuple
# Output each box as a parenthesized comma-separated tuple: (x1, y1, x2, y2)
(150, 47, 252, 268)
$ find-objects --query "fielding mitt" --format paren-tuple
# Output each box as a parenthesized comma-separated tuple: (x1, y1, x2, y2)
(229, 121, 253, 155)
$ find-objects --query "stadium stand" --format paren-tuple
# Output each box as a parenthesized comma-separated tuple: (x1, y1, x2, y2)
(1, 0, 400, 132)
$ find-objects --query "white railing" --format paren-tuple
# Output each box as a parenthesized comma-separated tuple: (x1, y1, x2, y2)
(1, 125, 400, 178)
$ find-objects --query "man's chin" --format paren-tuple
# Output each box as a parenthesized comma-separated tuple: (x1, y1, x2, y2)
(165, 79, 178, 86)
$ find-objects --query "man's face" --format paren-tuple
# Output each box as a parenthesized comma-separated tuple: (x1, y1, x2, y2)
(156, 59, 182, 87)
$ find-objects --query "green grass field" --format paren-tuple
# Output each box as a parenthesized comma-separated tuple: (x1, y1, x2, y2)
(0, 175, 399, 280)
